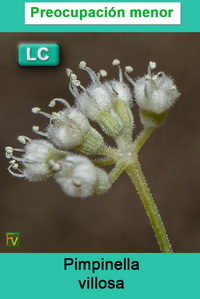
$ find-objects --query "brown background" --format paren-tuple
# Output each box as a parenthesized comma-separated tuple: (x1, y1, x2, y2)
(0, 33, 200, 253)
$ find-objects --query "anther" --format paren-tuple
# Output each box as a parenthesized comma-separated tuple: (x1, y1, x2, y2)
(99, 70, 107, 77)
(6, 153, 13, 159)
(12, 162, 19, 170)
(49, 98, 71, 109)
(70, 74, 77, 80)
(124, 67, 135, 86)
(112, 59, 120, 66)
(17, 136, 31, 144)
(112, 59, 123, 82)
(32, 107, 41, 114)
(125, 66, 133, 73)
(79, 61, 87, 69)
(66, 68, 73, 77)
(32, 107, 52, 119)
(8, 163, 24, 178)
(149, 61, 156, 70)
(5, 146, 13, 154)
(51, 112, 60, 119)
(32, 126, 47, 137)
(73, 80, 81, 87)
(79, 61, 99, 82)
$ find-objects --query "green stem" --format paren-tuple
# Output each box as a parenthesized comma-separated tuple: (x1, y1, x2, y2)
(132, 126, 155, 153)
(108, 162, 126, 184)
(126, 158, 173, 253)
(93, 157, 115, 167)
(97, 145, 118, 160)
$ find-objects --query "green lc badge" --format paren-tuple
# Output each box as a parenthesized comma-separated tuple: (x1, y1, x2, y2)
(18, 44, 60, 66)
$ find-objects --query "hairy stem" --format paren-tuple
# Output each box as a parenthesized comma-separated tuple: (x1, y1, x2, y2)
(93, 157, 115, 167)
(97, 145, 118, 160)
(126, 159, 173, 253)
(132, 126, 155, 153)
(108, 162, 126, 184)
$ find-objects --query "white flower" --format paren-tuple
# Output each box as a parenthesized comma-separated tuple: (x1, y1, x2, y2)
(104, 59, 133, 107)
(32, 99, 91, 150)
(54, 155, 109, 197)
(66, 62, 123, 137)
(69, 62, 113, 121)
(133, 62, 180, 114)
(47, 107, 90, 149)
(106, 80, 133, 106)
(5, 137, 64, 182)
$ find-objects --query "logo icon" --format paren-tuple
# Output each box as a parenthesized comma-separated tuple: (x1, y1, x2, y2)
(5, 232, 20, 247)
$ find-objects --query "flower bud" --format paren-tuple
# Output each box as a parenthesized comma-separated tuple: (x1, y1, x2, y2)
(54, 155, 109, 198)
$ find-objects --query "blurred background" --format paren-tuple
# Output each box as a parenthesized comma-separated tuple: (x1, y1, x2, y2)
(0, 33, 200, 253)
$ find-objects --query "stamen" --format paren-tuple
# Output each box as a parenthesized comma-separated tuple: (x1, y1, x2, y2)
(5, 146, 24, 160)
(71, 74, 77, 81)
(32, 126, 47, 137)
(124, 66, 135, 86)
(148, 61, 156, 78)
(8, 163, 24, 178)
(32, 107, 41, 114)
(125, 66, 133, 73)
(79, 61, 86, 69)
(73, 80, 81, 87)
(79, 61, 99, 82)
(69, 81, 79, 98)
(51, 112, 60, 119)
(12, 162, 19, 170)
(49, 98, 71, 109)
(112, 59, 123, 82)
(5, 146, 13, 154)
(17, 136, 31, 144)
(99, 70, 107, 78)
(150, 61, 156, 69)
(32, 107, 52, 119)
(66, 68, 73, 77)
(112, 59, 120, 66)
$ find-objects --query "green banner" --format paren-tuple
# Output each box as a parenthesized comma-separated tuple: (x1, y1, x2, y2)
(0, 0, 199, 32)
(1, 253, 199, 298)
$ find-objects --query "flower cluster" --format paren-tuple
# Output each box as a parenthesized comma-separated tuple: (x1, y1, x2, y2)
(5, 60, 180, 198)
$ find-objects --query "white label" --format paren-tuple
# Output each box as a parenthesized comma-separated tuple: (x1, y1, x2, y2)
(25, 2, 181, 25)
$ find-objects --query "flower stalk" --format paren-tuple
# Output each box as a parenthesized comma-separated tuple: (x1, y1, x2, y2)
(126, 160, 173, 253)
